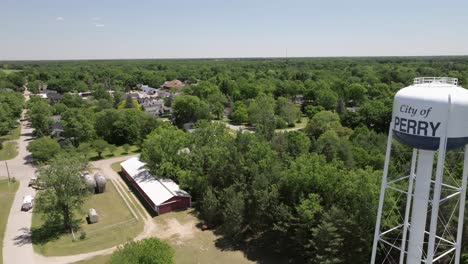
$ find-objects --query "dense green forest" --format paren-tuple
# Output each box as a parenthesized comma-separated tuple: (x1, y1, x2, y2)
(2, 56, 468, 262)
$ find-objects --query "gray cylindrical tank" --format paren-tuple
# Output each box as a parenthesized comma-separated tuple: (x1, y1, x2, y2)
(84, 174, 96, 193)
(94, 174, 106, 193)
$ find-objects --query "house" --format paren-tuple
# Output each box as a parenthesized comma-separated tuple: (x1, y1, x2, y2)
(51, 115, 64, 139)
(161, 79, 185, 90)
(38, 83, 48, 94)
(120, 157, 191, 215)
(141, 85, 158, 94)
(45, 90, 62, 105)
(138, 98, 168, 117)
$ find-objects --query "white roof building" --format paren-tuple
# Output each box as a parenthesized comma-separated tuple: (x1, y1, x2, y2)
(120, 157, 190, 208)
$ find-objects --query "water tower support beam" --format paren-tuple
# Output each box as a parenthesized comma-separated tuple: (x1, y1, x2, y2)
(426, 96, 450, 263)
(454, 144, 468, 264)
(399, 148, 418, 264)
(407, 149, 434, 264)
(370, 123, 394, 264)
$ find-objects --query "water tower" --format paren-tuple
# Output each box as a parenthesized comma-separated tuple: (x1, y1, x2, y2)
(370, 77, 468, 264)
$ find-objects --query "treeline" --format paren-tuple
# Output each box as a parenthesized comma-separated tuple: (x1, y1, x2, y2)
(139, 119, 399, 263)
(0, 89, 24, 138)
(3, 57, 468, 133)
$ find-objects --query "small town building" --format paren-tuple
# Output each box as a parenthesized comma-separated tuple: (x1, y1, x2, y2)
(141, 85, 158, 94)
(161, 79, 185, 91)
(120, 157, 191, 215)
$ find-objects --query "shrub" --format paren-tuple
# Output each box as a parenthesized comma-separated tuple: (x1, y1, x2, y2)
(110, 238, 174, 264)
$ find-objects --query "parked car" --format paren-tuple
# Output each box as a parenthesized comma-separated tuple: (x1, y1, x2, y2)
(28, 176, 37, 187)
(21, 195, 34, 211)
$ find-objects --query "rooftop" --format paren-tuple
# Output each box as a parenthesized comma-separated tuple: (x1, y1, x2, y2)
(120, 157, 190, 206)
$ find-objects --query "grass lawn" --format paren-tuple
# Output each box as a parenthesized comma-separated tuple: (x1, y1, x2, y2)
(0, 125, 21, 141)
(0, 141, 18, 161)
(32, 181, 143, 256)
(0, 179, 20, 264)
(110, 161, 121, 173)
(110, 161, 148, 222)
(88, 145, 139, 161)
(295, 116, 309, 129)
(70, 254, 112, 264)
(154, 210, 255, 264)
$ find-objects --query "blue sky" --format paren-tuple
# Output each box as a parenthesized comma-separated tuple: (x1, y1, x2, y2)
(1, 0, 468, 60)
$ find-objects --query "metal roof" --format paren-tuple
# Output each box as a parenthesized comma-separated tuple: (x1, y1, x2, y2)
(120, 157, 190, 206)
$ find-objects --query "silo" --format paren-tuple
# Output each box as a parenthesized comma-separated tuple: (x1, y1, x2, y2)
(84, 174, 96, 193)
(370, 77, 468, 264)
(94, 173, 106, 193)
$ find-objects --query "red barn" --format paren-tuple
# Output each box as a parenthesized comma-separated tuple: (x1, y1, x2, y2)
(120, 157, 191, 215)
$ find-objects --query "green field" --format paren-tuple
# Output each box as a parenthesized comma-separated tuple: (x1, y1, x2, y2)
(0, 179, 20, 264)
(110, 161, 122, 173)
(32, 181, 143, 256)
(0, 125, 21, 161)
(0, 141, 18, 161)
(0, 125, 21, 141)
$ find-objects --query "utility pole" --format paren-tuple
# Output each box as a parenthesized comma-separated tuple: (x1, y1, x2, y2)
(5, 160, 10, 186)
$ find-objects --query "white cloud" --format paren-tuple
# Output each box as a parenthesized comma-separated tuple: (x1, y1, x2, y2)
(56, 17, 64, 21)
(92, 17, 101, 21)
(94, 23, 105, 27)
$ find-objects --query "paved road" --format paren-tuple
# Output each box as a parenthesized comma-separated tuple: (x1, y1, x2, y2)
(2, 93, 37, 264)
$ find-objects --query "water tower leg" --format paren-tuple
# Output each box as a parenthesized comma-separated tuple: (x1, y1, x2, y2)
(454, 144, 468, 264)
(370, 124, 394, 264)
(399, 149, 418, 264)
(407, 149, 434, 264)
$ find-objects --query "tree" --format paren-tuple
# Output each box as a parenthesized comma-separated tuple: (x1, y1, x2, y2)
(109, 238, 174, 264)
(220, 185, 245, 241)
(172, 95, 210, 127)
(141, 125, 189, 179)
(61, 93, 85, 108)
(61, 108, 96, 147)
(200, 187, 220, 225)
(124, 95, 135, 108)
(29, 99, 52, 137)
(90, 139, 112, 159)
(0, 90, 23, 135)
(231, 101, 248, 124)
(27, 137, 61, 163)
(345, 83, 367, 105)
(315, 88, 339, 110)
(305, 111, 342, 139)
(35, 153, 89, 230)
(276, 97, 301, 126)
(248, 94, 276, 140)
(310, 208, 345, 264)
(122, 143, 131, 154)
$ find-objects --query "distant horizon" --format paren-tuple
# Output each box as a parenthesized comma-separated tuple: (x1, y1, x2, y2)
(2, 54, 468, 63)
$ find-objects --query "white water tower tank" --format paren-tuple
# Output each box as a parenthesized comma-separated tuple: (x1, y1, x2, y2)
(392, 77, 468, 150)
(371, 77, 468, 264)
